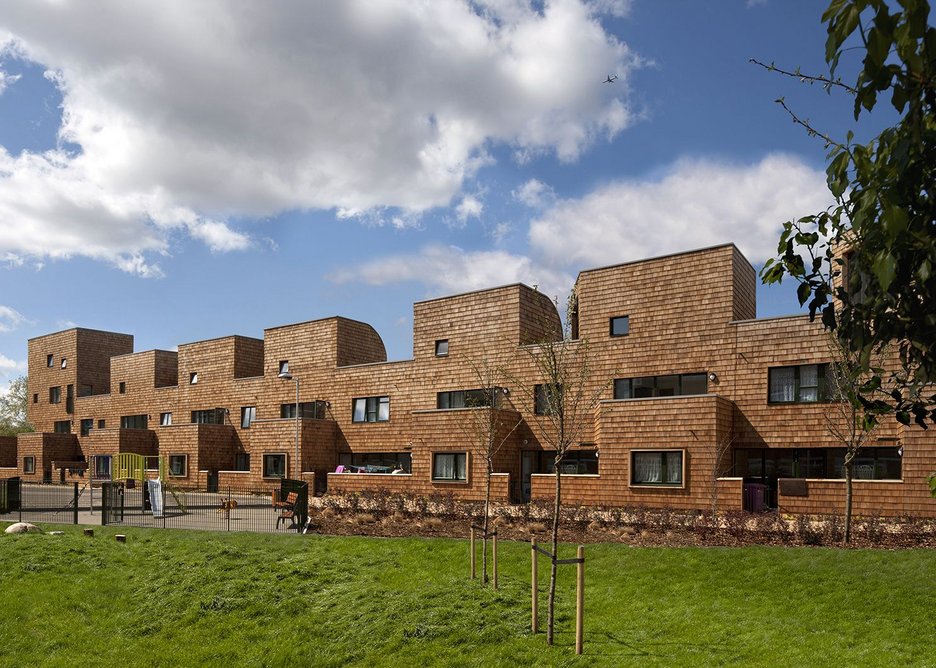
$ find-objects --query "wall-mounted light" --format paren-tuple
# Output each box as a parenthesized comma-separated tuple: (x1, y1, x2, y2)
(502, 387, 510, 396)
(324, 400, 331, 408)
(708, 372, 718, 383)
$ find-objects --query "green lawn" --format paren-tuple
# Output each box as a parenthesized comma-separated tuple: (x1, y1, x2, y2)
(0, 525, 933, 667)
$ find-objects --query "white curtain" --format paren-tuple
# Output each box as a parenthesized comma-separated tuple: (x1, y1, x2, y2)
(634, 452, 661, 483)
(666, 453, 682, 483)
(799, 365, 818, 401)
(769, 367, 795, 402)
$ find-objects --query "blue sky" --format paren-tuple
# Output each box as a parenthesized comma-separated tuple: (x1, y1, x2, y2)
(0, 0, 896, 391)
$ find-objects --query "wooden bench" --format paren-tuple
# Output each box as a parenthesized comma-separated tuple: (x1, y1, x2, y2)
(275, 492, 299, 529)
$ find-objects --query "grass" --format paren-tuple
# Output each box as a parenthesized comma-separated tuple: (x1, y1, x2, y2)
(0, 524, 934, 667)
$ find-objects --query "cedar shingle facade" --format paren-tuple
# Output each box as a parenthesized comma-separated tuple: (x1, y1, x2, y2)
(11, 244, 936, 517)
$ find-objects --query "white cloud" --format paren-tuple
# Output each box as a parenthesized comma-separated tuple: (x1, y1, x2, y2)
(329, 243, 571, 299)
(0, 353, 26, 398)
(0, 0, 639, 272)
(528, 153, 834, 268)
(454, 195, 484, 225)
(0, 304, 28, 332)
(512, 178, 557, 209)
(0, 68, 20, 95)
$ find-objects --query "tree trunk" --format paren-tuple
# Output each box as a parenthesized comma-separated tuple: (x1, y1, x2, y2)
(482, 461, 492, 585)
(547, 467, 561, 645)
(844, 454, 854, 545)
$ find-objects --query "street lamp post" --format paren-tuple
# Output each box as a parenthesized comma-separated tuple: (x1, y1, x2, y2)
(278, 372, 300, 479)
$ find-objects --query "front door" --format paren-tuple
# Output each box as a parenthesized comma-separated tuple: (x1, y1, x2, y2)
(520, 451, 537, 502)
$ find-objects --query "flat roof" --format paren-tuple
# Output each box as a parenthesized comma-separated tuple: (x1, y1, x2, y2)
(575, 243, 750, 280)
(28, 327, 133, 342)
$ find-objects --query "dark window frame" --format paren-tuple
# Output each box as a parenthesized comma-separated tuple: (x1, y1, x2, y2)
(241, 406, 256, 428)
(630, 449, 684, 487)
(97, 419, 106, 430)
(159, 412, 172, 427)
(609, 315, 630, 337)
(189, 372, 198, 385)
(613, 373, 708, 400)
(23, 456, 35, 474)
(767, 364, 829, 404)
(53, 420, 71, 434)
(80, 418, 94, 436)
(191, 409, 224, 425)
(262, 453, 287, 479)
(337, 452, 412, 474)
(118, 382, 126, 394)
(432, 452, 468, 482)
(280, 401, 326, 420)
(435, 339, 449, 357)
(352, 395, 390, 423)
(234, 453, 250, 472)
(534, 383, 562, 415)
(437, 388, 499, 410)
(49, 386, 61, 404)
(168, 454, 188, 477)
(279, 360, 289, 374)
(46, 354, 54, 368)
(120, 414, 149, 430)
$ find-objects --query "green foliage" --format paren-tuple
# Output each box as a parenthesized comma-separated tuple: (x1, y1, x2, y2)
(929, 472, 936, 497)
(760, 0, 936, 427)
(0, 375, 32, 436)
(1, 527, 935, 666)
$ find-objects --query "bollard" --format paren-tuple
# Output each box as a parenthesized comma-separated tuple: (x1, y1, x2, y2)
(73, 482, 79, 525)
(531, 535, 538, 633)
(470, 527, 476, 579)
(115, 534, 126, 543)
(575, 545, 584, 655)
(83, 528, 94, 537)
(492, 531, 498, 590)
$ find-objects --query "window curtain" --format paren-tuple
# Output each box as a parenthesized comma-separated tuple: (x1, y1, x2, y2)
(634, 452, 662, 483)
(666, 452, 682, 483)
(799, 365, 818, 401)
(353, 398, 365, 422)
(378, 397, 390, 421)
(769, 368, 795, 402)
(435, 454, 455, 479)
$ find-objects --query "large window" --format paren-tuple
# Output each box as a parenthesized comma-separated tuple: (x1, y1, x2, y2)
(631, 450, 683, 486)
(94, 455, 111, 478)
(534, 384, 562, 415)
(23, 456, 35, 474)
(437, 388, 499, 410)
(54, 420, 71, 434)
(191, 409, 224, 425)
(281, 402, 326, 420)
(338, 452, 412, 473)
(49, 386, 61, 404)
(432, 452, 467, 481)
(614, 373, 707, 400)
(263, 453, 287, 478)
(80, 418, 94, 436)
(352, 396, 390, 423)
(168, 454, 187, 477)
(121, 414, 149, 430)
(768, 364, 828, 403)
(241, 406, 256, 428)
(735, 447, 902, 481)
(525, 450, 599, 475)
(610, 315, 630, 337)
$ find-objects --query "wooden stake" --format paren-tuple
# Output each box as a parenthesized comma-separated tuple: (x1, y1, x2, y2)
(470, 527, 476, 579)
(531, 535, 538, 633)
(575, 545, 584, 655)
(492, 531, 498, 590)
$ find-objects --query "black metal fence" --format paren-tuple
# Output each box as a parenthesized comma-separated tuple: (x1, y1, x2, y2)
(0, 478, 309, 534)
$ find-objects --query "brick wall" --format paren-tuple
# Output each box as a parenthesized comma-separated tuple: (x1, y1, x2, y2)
(0, 435, 16, 467)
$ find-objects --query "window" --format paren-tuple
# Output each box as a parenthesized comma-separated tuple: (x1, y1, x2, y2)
(631, 450, 683, 486)
(768, 364, 828, 403)
(435, 339, 449, 357)
(54, 420, 71, 434)
(119, 382, 126, 394)
(235, 453, 250, 471)
(241, 406, 256, 428)
(610, 315, 630, 337)
(47, 354, 54, 367)
(614, 373, 708, 400)
(32, 393, 38, 404)
(61, 357, 67, 369)
(168, 455, 187, 477)
(66, 384, 73, 414)
(94, 455, 111, 478)
(281, 401, 326, 420)
(97, 419, 106, 430)
(23, 456, 35, 474)
(49, 386, 61, 404)
(121, 414, 148, 430)
(735, 447, 902, 481)
(352, 396, 390, 422)
(279, 360, 289, 374)
(191, 409, 224, 425)
(160, 412, 173, 427)
(263, 453, 287, 478)
(437, 388, 499, 410)
(80, 418, 94, 436)
(338, 452, 412, 473)
(189, 372, 198, 384)
(526, 450, 599, 475)
(534, 384, 561, 415)
(432, 452, 467, 481)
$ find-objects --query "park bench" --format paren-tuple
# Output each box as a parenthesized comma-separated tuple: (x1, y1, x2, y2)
(274, 491, 299, 529)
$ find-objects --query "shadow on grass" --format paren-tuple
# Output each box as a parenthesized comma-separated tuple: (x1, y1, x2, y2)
(546, 630, 736, 660)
